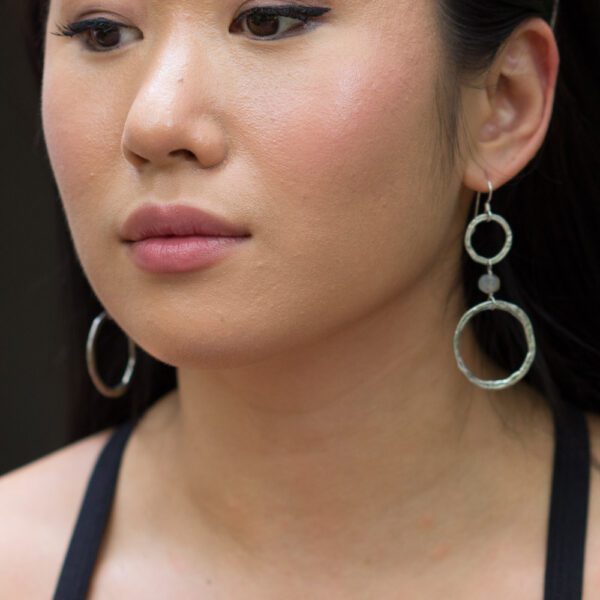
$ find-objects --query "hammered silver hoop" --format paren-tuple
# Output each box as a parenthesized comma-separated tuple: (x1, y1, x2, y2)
(86, 310, 137, 398)
(454, 179, 536, 390)
(454, 299, 536, 390)
(465, 213, 513, 266)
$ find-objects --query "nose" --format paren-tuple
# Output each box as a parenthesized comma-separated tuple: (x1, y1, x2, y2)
(121, 39, 228, 170)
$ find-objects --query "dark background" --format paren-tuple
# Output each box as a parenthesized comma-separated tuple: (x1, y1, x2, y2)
(1, 2, 69, 475)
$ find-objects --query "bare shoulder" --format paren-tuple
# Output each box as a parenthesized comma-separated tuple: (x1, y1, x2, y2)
(0, 426, 116, 598)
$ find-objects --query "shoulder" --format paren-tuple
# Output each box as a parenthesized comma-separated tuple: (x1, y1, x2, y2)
(0, 426, 116, 598)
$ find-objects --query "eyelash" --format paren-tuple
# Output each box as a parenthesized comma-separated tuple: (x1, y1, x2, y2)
(52, 4, 332, 53)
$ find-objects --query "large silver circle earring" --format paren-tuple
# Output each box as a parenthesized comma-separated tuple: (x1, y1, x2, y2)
(453, 180, 536, 390)
(86, 310, 137, 398)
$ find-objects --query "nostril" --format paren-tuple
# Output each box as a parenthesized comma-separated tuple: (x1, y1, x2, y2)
(169, 149, 196, 161)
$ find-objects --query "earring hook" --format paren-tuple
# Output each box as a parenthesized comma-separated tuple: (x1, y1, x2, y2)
(474, 179, 494, 219)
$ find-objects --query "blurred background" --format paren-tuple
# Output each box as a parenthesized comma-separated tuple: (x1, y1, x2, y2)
(1, 2, 69, 475)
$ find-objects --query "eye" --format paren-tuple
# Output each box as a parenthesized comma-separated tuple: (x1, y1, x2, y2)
(51, 4, 331, 53)
(230, 4, 331, 40)
(51, 18, 141, 53)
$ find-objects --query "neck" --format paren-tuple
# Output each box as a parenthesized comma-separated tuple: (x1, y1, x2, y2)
(130, 272, 551, 573)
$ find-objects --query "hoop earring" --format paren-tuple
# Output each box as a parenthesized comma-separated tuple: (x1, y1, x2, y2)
(453, 180, 536, 390)
(86, 310, 137, 398)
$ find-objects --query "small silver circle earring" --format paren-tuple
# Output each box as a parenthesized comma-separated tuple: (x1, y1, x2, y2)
(86, 310, 137, 398)
(453, 180, 536, 390)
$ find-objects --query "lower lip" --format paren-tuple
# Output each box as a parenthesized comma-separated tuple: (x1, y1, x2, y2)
(126, 235, 249, 274)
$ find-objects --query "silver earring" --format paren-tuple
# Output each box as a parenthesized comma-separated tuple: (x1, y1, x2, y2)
(86, 310, 137, 398)
(453, 180, 536, 390)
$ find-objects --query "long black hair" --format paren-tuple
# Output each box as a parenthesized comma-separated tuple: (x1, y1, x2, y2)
(22, 0, 600, 442)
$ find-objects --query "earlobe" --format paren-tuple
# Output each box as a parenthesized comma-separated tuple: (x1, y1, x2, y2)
(462, 18, 559, 193)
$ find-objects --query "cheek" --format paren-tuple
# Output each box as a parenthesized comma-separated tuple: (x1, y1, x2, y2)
(234, 31, 444, 306)
(175, 34, 451, 367)
(41, 60, 128, 285)
(42, 67, 115, 195)
(257, 47, 431, 188)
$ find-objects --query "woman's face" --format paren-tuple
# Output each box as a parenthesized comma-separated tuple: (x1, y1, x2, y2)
(42, 0, 466, 368)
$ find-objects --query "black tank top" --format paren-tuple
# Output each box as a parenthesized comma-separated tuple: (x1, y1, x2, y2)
(52, 403, 591, 599)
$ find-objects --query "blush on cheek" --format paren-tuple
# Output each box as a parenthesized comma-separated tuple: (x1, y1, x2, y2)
(227, 32, 442, 305)
(41, 66, 116, 278)
(42, 64, 124, 203)
(244, 39, 437, 218)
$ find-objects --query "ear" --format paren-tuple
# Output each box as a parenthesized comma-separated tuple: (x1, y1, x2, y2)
(462, 17, 560, 193)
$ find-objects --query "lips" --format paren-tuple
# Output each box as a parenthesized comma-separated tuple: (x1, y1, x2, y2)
(120, 203, 250, 242)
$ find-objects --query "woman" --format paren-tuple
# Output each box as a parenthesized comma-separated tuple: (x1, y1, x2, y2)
(2, 0, 600, 597)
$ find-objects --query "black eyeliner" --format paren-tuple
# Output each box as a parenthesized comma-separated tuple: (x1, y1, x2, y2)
(51, 5, 332, 44)
(52, 18, 126, 38)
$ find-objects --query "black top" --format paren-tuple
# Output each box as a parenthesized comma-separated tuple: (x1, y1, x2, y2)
(52, 404, 591, 599)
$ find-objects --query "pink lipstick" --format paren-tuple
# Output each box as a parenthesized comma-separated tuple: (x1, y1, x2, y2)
(120, 203, 251, 274)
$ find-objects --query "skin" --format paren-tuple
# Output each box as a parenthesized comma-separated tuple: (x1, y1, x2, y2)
(19, 0, 594, 596)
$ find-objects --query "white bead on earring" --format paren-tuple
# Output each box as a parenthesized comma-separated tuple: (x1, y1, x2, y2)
(453, 180, 536, 390)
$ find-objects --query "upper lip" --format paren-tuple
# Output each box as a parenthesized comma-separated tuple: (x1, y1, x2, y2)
(120, 203, 250, 242)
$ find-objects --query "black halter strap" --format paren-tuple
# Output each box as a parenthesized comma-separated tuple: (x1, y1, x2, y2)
(544, 403, 590, 599)
(52, 419, 136, 600)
